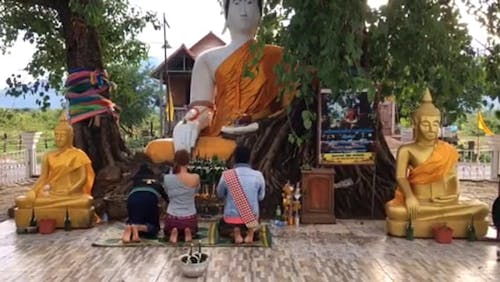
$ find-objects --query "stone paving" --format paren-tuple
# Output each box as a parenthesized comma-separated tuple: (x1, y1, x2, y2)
(0, 218, 498, 282)
(0, 179, 498, 281)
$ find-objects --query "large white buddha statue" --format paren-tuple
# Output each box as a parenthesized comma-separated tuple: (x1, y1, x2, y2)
(146, 0, 293, 163)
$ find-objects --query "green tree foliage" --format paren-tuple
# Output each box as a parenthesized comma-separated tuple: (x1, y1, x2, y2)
(106, 63, 161, 133)
(0, 0, 159, 104)
(248, 0, 499, 129)
(0, 108, 60, 136)
(368, 0, 486, 122)
(461, 0, 500, 99)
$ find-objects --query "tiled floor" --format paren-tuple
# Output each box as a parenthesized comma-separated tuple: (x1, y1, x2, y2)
(0, 219, 497, 282)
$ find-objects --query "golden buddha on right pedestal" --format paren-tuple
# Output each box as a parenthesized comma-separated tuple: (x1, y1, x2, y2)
(385, 89, 490, 238)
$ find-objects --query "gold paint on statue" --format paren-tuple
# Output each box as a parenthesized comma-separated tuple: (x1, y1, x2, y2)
(15, 113, 96, 228)
(385, 89, 489, 238)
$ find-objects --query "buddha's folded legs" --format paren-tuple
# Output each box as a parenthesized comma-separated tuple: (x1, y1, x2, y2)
(386, 200, 489, 222)
(16, 195, 93, 209)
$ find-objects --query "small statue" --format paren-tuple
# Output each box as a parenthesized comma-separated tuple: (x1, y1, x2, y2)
(282, 181, 294, 225)
(385, 89, 489, 238)
(14, 113, 95, 228)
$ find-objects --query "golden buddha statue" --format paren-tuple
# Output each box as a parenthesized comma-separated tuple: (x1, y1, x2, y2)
(15, 113, 96, 228)
(385, 89, 490, 238)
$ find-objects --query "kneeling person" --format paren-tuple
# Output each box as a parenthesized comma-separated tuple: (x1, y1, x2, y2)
(217, 146, 265, 244)
(123, 164, 168, 243)
(163, 150, 200, 243)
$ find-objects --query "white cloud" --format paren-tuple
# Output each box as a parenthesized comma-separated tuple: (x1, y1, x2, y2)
(131, 0, 230, 60)
(367, 0, 488, 49)
(0, 36, 35, 88)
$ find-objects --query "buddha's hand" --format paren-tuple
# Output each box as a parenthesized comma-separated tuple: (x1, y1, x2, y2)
(432, 194, 458, 204)
(405, 196, 420, 220)
(172, 106, 211, 152)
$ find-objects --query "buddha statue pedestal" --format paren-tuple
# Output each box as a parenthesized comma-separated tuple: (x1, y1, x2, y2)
(386, 217, 489, 238)
(14, 113, 96, 230)
(15, 206, 95, 229)
(385, 89, 490, 239)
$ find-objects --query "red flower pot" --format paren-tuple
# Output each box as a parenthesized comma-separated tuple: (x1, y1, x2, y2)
(432, 224, 453, 244)
(39, 219, 56, 234)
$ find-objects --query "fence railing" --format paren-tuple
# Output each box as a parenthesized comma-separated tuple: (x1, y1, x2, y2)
(2, 135, 55, 153)
(2, 132, 498, 186)
(0, 150, 27, 186)
(0, 132, 46, 186)
(457, 149, 494, 180)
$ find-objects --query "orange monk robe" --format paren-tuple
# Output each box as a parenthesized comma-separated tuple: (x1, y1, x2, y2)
(45, 148, 95, 195)
(390, 141, 458, 205)
(204, 40, 291, 137)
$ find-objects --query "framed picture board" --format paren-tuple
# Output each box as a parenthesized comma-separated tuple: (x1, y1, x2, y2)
(317, 88, 376, 166)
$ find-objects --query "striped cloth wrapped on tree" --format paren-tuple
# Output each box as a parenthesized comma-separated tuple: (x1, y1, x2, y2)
(65, 68, 117, 124)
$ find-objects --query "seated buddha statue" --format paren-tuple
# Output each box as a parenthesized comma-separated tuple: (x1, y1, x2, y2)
(145, 0, 294, 163)
(385, 89, 490, 238)
(14, 113, 96, 228)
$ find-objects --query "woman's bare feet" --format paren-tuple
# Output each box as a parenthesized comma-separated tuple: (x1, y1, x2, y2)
(184, 227, 192, 242)
(169, 228, 178, 243)
(122, 225, 132, 243)
(233, 227, 243, 244)
(244, 229, 255, 243)
(131, 225, 141, 242)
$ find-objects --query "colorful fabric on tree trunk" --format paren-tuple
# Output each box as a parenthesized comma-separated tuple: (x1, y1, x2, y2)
(65, 69, 117, 124)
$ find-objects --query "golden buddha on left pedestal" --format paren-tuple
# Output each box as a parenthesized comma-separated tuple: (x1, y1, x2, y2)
(15, 113, 96, 228)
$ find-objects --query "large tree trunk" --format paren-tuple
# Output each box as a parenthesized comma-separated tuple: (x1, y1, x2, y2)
(58, 2, 132, 214)
(238, 96, 396, 219)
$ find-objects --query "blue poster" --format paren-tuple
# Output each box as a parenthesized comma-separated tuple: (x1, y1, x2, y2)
(319, 89, 376, 165)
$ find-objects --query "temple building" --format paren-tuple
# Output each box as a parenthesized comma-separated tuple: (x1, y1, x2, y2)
(151, 32, 226, 135)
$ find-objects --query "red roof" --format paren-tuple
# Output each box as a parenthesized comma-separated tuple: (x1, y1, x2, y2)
(189, 31, 226, 58)
(151, 32, 226, 79)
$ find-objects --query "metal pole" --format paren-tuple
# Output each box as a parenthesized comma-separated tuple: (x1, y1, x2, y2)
(477, 133, 480, 164)
(163, 13, 171, 137)
(159, 71, 165, 137)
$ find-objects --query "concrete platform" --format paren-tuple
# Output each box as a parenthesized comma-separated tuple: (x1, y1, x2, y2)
(0, 219, 497, 282)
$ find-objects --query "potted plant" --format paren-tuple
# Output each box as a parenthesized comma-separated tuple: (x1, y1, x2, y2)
(39, 218, 57, 234)
(432, 223, 453, 244)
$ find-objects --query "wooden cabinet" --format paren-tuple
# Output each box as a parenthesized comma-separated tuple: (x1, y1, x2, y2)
(301, 168, 335, 224)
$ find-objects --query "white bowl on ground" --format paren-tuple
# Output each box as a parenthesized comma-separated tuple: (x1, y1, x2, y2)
(178, 253, 209, 278)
